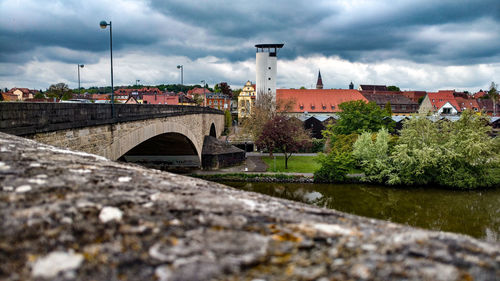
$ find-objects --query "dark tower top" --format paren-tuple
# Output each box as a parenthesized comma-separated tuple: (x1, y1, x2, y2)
(255, 43, 284, 57)
(349, 81, 354, 90)
(316, 70, 323, 89)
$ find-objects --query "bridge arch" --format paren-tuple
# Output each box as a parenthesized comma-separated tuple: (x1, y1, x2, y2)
(105, 119, 203, 162)
(209, 123, 217, 137)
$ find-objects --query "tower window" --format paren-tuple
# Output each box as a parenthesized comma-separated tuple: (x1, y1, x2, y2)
(268, 78, 271, 80)
(268, 67, 271, 70)
(268, 88, 271, 91)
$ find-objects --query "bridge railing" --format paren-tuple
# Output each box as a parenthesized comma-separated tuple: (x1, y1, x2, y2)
(0, 103, 224, 136)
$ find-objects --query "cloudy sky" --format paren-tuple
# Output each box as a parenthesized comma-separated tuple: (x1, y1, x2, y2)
(1, 0, 500, 92)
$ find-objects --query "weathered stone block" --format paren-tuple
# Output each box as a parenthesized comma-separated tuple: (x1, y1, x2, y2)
(0, 132, 499, 281)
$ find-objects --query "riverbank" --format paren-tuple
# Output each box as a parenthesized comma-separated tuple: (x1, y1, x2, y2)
(192, 172, 364, 183)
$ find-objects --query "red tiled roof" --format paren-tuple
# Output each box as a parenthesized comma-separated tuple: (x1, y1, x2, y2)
(402, 91, 427, 102)
(188, 88, 212, 95)
(427, 92, 460, 112)
(455, 97, 479, 111)
(276, 89, 368, 113)
(1, 92, 18, 101)
(474, 91, 486, 99)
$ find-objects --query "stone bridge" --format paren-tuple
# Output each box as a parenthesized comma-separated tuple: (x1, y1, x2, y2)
(0, 103, 224, 167)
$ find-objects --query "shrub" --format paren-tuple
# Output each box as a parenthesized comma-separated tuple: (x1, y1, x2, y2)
(314, 152, 354, 182)
(352, 128, 393, 184)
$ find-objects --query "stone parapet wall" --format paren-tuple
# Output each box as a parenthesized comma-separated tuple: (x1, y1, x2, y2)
(0, 103, 223, 136)
(0, 132, 499, 280)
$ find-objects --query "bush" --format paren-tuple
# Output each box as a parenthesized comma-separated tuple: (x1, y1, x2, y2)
(300, 138, 325, 153)
(387, 111, 500, 188)
(327, 133, 359, 154)
(352, 128, 393, 184)
(314, 152, 354, 182)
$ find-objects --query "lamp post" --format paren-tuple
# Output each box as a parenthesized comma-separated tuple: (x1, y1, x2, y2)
(201, 80, 206, 107)
(176, 65, 183, 85)
(77, 64, 84, 95)
(100, 20, 114, 117)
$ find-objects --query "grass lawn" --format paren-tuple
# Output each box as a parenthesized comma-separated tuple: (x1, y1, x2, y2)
(262, 155, 320, 173)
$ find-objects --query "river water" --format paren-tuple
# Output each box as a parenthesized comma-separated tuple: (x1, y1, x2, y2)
(221, 181, 500, 242)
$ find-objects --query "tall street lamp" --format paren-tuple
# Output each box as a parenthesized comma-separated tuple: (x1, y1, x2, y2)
(100, 20, 114, 117)
(201, 80, 206, 107)
(177, 65, 183, 85)
(77, 64, 84, 95)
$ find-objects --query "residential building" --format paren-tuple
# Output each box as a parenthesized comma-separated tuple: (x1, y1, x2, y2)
(402, 91, 427, 103)
(187, 87, 211, 106)
(358, 85, 388, 92)
(238, 81, 256, 121)
(7, 88, 38, 101)
(418, 90, 480, 115)
(143, 94, 178, 105)
(206, 92, 230, 110)
(114, 87, 162, 104)
(125, 96, 139, 104)
(276, 89, 369, 118)
(477, 99, 500, 116)
(1, 92, 18, 101)
(178, 92, 197, 106)
(362, 93, 418, 116)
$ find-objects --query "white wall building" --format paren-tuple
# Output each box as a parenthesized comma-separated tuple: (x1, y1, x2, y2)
(255, 44, 284, 101)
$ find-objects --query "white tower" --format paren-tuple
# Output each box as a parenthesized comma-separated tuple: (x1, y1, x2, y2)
(255, 44, 284, 101)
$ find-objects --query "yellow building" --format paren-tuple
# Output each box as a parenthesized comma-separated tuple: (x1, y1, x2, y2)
(238, 81, 256, 122)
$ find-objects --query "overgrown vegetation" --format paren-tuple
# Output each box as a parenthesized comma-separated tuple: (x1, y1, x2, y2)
(345, 111, 499, 189)
(316, 99, 499, 188)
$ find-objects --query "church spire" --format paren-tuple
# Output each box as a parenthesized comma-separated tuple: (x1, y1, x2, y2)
(316, 70, 323, 89)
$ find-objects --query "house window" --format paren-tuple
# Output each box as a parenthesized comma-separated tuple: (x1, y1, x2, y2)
(322, 105, 326, 110)
(214, 100, 218, 105)
(442, 108, 451, 114)
(331, 105, 335, 110)
(300, 105, 304, 110)
(432, 99, 435, 102)
(209, 100, 212, 105)
(402, 105, 407, 110)
(311, 105, 315, 110)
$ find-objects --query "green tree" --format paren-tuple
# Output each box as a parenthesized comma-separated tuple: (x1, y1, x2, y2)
(256, 115, 311, 169)
(418, 96, 425, 105)
(34, 92, 45, 99)
(314, 152, 354, 182)
(388, 111, 499, 188)
(387, 85, 400, 91)
(323, 100, 394, 136)
(224, 110, 232, 135)
(385, 101, 393, 115)
(46, 83, 72, 100)
(352, 128, 393, 183)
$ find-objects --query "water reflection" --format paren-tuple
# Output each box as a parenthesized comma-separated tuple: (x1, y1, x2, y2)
(223, 182, 500, 242)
